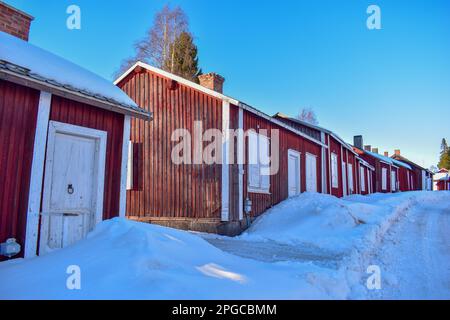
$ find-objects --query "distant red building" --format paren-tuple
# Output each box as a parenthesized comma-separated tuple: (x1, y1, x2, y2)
(353, 136, 414, 193)
(391, 150, 434, 191)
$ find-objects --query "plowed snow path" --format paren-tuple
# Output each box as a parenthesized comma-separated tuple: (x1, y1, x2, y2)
(205, 238, 344, 268)
(368, 202, 450, 299)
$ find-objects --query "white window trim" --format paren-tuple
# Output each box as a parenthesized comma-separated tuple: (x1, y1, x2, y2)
(247, 130, 271, 194)
(126, 140, 133, 190)
(331, 152, 339, 189)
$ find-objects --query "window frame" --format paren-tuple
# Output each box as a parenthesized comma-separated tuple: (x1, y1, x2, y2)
(247, 131, 271, 194)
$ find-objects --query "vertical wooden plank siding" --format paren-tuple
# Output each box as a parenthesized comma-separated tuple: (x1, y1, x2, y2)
(49, 95, 124, 220)
(243, 110, 323, 217)
(398, 167, 410, 191)
(0, 80, 40, 260)
(119, 70, 223, 220)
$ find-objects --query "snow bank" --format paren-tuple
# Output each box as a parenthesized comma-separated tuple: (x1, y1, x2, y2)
(0, 218, 341, 300)
(239, 191, 450, 298)
(1, 191, 448, 299)
(241, 192, 383, 253)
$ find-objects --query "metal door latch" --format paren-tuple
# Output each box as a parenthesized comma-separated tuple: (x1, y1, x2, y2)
(67, 184, 74, 194)
(63, 213, 80, 217)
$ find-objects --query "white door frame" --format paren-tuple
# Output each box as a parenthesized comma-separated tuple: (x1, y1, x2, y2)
(24, 91, 52, 258)
(342, 162, 347, 196)
(288, 149, 301, 196)
(39, 121, 107, 254)
(347, 163, 354, 194)
(305, 152, 318, 192)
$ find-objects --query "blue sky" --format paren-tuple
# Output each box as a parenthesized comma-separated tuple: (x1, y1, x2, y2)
(7, 0, 450, 168)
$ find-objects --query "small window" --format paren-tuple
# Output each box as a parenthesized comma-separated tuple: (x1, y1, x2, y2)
(331, 153, 339, 188)
(382, 168, 387, 190)
(248, 131, 270, 193)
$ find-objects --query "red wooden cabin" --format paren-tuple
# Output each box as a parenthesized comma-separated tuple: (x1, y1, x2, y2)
(434, 169, 449, 191)
(436, 177, 450, 191)
(356, 158, 375, 195)
(391, 150, 433, 191)
(116, 63, 328, 235)
(353, 136, 414, 193)
(273, 114, 372, 197)
(0, 4, 150, 260)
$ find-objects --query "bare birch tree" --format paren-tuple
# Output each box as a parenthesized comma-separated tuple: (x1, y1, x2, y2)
(115, 5, 189, 77)
(297, 108, 319, 125)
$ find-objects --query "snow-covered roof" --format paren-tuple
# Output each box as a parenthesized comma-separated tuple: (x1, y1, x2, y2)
(116, 61, 328, 147)
(273, 113, 358, 155)
(357, 157, 375, 171)
(363, 150, 412, 170)
(391, 158, 413, 170)
(0, 31, 150, 120)
(437, 174, 449, 181)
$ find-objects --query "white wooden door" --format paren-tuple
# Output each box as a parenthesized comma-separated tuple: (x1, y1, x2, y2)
(342, 162, 347, 196)
(39, 121, 107, 255)
(391, 171, 397, 192)
(347, 163, 353, 194)
(288, 150, 300, 197)
(306, 153, 317, 193)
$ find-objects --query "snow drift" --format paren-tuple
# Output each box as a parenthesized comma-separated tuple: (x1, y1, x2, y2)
(0, 218, 340, 300)
(1, 191, 449, 300)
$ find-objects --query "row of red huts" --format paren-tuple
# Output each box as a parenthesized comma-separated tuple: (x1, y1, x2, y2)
(0, 3, 435, 259)
(114, 62, 434, 236)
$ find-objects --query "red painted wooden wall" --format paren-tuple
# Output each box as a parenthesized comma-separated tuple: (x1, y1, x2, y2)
(118, 69, 223, 220)
(0, 80, 39, 260)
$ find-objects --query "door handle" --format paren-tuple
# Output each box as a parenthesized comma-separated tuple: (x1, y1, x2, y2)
(63, 213, 80, 217)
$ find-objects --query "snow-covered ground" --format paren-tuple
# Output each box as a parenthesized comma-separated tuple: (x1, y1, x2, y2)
(1, 191, 449, 300)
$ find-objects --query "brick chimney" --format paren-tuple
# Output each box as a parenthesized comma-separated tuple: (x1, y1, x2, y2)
(0, 2, 34, 41)
(198, 73, 225, 93)
(394, 149, 401, 156)
(372, 148, 379, 154)
(364, 145, 372, 151)
(354, 135, 363, 150)
(384, 151, 389, 157)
